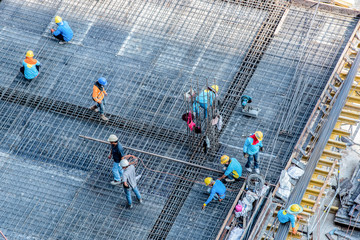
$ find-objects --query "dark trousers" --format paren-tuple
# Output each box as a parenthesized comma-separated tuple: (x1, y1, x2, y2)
(54, 34, 65, 41)
(20, 66, 40, 79)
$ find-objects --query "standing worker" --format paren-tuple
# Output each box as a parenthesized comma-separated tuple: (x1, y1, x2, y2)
(277, 204, 303, 234)
(202, 177, 226, 210)
(108, 134, 126, 185)
(90, 77, 109, 121)
(193, 85, 219, 118)
(243, 131, 264, 174)
(218, 155, 242, 183)
(120, 156, 143, 209)
(51, 16, 73, 44)
(20, 50, 41, 80)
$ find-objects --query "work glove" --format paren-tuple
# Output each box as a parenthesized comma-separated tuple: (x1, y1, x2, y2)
(296, 215, 303, 220)
(244, 153, 249, 158)
(260, 147, 264, 152)
(292, 228, 297, 234)
(51, 29, 55, 33)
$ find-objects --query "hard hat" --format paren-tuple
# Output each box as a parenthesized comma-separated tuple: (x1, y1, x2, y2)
(211, 85, 219, 93)
(98, 77, 107, 86)
(204, 177, 213, 186)
(26, 50, 34, 58)
(220, 155, 230, 164)
(107, 134, 118, 142)
(55, 16, 62, 24)
(255, 131, 263, 141)
(287, 204, 303, 215)
(235, 204, 243, 212)
(120, 159, 129, 168)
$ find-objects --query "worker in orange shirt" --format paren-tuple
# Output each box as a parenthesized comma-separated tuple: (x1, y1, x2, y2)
(90, 77, 109, 121)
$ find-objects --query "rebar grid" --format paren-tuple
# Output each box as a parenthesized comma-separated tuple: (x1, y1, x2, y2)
(0, 0, 357, 239)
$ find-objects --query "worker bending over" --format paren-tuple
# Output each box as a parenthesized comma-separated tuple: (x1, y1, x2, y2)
(193, 85, 219, 118)
(91, 77, 109, 121)
(20, 50, 41, 80)
(218, 155, 242, 183)
(244, 131, 264, 174)
(51, 16, 73, 44)
(120, 156, 143, 209)
(241, 95, 252, 109)
(202, 177, 226, 210)
(277, 204, 303, 234)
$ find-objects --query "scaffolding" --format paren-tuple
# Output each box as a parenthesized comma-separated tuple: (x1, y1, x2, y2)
(0, 0, 358, 239)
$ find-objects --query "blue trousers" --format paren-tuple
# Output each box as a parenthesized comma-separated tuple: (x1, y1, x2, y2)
(96, 98, 106, 114)
(112, 162, 123, 181)
(124, 186, 141, 205)
(245, 152, 259, 169)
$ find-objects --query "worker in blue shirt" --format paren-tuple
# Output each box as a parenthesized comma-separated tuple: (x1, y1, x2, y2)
(244, 131, 264, 174)
(202, 177, 226, 210)
(108, 134, 125, 185)
(20, 50, 41, 80)
(277, 204, 303, 234)
(193, 85, 219, 118)
(51, 16, 73, 43)
(241, 95, 252, 109)
(218, 155, 242, 183)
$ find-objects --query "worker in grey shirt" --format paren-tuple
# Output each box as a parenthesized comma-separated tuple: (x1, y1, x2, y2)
(120, 156, 142, 208)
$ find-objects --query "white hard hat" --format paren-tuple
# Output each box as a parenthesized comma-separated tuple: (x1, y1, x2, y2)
(120, 159, 129, 167)
(108, 134, 118, 142)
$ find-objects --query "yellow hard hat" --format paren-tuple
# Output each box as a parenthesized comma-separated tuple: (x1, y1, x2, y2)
(287, 204, 303, 215)
(220, 155, 230, 164)
(255, 131, 263, 141)
(211, 85, 219, 93)
(55, 16, 62, 23)
(204, 177, 213, 186)
(26, 50, 34, 58)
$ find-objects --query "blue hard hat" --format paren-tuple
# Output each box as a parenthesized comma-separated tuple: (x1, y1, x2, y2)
(98, 77, 107, 86)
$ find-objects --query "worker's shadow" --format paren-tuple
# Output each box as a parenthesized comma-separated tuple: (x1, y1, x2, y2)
(10, 72, 39, 89)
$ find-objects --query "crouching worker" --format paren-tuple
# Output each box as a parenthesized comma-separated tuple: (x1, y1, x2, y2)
(51, 16, 73, 44)
(277, 204, 303, 234)
(20, 50, 41, 80)
(202, 177, 226, 210)
(218, 155, 242, 183)
(120, 157, 143, 209)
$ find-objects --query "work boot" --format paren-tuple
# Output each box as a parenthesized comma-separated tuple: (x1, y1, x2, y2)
(59, 41, 67, 45)
(139, 199, 143, 204)
(110, 180, 121, 185)
(90, 105, 99, 112)
(129, 204, 133, 209)
(225, 178, 235, 183)
(100, 114, 109, 121)
(246, 168, 252, 173)
(255, 168, 260, 174)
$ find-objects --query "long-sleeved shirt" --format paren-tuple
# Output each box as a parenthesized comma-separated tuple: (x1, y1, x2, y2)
(53, 21, 73, 42)
(193, 90, 216, 111)
(92, 81, 107, 103)
(22, 58, 41, 80)
(204, 180, 226, 205)
(224, 158, 242, 179)
(277, 210, 296, 228)
(243, 135, 263, 155)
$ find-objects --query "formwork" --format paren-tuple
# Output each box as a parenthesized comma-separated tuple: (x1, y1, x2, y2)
(0, 0, 358, 239)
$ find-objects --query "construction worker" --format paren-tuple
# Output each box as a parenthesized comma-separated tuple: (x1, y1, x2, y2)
(90, 77, 109, 121)
(108, 134, 126, 185)
(51, 16, 73, 43)
(244, 131, 264, 174)
(277, 204, 303, 234)
(202, 177, 226, 210)
(120, 157, 142, 209)
(20, 50, 41, 80)
(193, 85, 219, 118)
(241, 95, 252, 109)
(218, 155, 242, 182)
